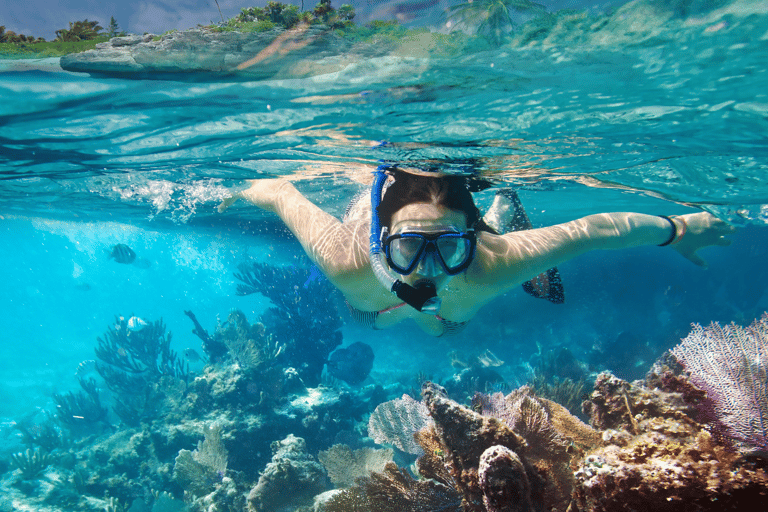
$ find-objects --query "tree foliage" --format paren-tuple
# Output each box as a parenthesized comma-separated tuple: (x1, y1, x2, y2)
(55, 19, 104, 42)
(107, 16, 126, 38)
(224, 0, 355, 31)
(0, 25, 45, 43)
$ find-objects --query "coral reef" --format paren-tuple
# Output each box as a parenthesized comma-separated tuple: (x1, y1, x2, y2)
(575, 371, 768, 511)
(0, 262, 395, 512)
(7, 262, 767, 512)
(328, 383, 598, 512)
(328, 371, 768, 512)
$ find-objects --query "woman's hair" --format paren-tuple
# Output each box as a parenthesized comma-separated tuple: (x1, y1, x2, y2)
(376, 169, 496, 233)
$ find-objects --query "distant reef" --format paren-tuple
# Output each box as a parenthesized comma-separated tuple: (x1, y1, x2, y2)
(59, 26, 387, 80)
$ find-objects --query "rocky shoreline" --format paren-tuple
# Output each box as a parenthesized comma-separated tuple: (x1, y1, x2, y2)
(59, 26, 375, 80)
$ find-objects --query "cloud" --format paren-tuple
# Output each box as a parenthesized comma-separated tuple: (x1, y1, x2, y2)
(128, 0, 254, 34)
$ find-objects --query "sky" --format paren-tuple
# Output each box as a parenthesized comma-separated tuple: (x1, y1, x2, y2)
(1, 0, 616, 42)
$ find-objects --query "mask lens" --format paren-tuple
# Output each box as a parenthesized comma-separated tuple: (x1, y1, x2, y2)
(389, 236, 425, 272)
(436, 236, 471, 271)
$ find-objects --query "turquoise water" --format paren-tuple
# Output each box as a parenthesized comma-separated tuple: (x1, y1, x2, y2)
(1, 0, 767, 508)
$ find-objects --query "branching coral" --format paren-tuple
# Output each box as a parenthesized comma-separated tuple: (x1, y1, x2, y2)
(13, 414, 62, 452)
(11, 447, 52, 480)
(95, 317, 187, 382)
(184, 309, 227, 363)
(234, 262, 343, 386)
(53, 376, 108, 430)
(214, 310, 284, 372)
(93, 316, 189, 426)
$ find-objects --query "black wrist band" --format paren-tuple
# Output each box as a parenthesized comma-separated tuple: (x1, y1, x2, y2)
(658, 216, 676, 246)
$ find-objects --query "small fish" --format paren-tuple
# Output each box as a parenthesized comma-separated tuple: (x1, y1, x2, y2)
(127, 316, 148, 332)
(184, 348, 203, 362)
(109, 244, 136, 264)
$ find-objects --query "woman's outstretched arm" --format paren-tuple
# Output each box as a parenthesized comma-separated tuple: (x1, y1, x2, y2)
(473, 211, 735, 294)
(219, 179, 370, 285)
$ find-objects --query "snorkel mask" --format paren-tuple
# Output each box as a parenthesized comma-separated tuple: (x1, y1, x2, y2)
(369, 166, 443, 313)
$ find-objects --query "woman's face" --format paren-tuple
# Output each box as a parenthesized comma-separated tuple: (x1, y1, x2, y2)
(389, 202, 469, 290)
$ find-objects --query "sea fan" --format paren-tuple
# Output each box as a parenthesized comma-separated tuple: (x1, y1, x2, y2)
(672, 313, 768, 451)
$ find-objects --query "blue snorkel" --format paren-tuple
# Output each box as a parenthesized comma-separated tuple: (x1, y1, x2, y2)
(370, 166, 441, 313)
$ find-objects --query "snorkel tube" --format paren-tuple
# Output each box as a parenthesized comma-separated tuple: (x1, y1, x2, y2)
(370, 166, 441, 313)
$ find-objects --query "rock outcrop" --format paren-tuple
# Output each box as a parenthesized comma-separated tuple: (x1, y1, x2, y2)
(59, 26, 367, 80)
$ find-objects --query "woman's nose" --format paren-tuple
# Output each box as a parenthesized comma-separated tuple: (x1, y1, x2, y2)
(415, 252, 440, 277)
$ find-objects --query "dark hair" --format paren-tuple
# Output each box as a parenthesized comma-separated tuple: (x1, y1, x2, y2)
(376, 169, 496, 233)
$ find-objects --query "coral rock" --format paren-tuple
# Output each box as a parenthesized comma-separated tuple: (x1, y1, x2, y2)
(478, 445, 533, 512)
(575, 374, 768, 511)
(421, 383, 530, 511)
(247, 434, 327, 512)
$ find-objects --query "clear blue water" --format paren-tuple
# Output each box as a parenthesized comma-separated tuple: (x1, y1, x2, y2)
(1, 0, 767, 480)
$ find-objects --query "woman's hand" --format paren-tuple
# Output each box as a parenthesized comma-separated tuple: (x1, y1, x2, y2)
(671, 212, 736, 268)
(218, 178, 291, 213)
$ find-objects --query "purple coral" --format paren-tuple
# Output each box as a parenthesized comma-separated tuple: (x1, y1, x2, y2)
(671, 312, 768, 451)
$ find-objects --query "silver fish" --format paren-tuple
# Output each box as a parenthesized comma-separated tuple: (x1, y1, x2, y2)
(127, 316, 148, 332)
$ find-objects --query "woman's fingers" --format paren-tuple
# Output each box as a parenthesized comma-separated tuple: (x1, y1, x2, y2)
(218, 194, 239, 213)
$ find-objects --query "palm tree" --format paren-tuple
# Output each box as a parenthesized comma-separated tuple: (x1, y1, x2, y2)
(448, 0, 546, 45)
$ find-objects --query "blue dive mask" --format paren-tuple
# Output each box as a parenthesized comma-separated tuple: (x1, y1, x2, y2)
(383, 228, 476, 277)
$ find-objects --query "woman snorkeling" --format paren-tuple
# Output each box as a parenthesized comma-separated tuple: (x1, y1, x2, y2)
(219, 166, 735, 337)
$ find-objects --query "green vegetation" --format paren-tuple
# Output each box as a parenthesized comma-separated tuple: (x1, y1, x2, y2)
(216, 0, 356, 33)
(0, 38, 109, 58)
(55, 19, 103, 41)
(0, 25, 45, 44)
(0, 19, 112, 58)
(107, 16, 127, 38)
